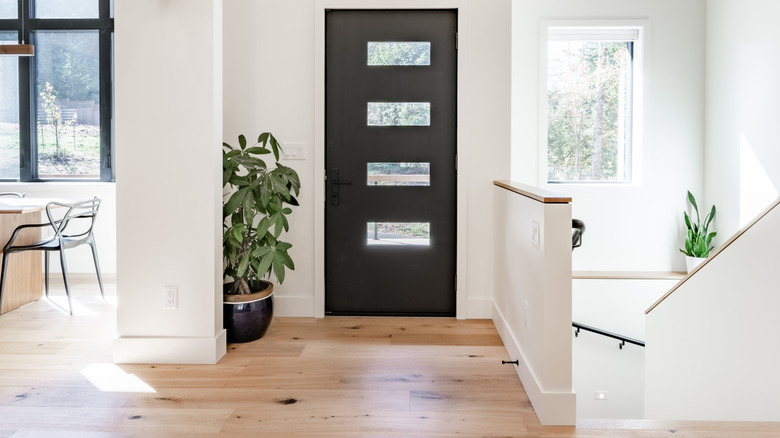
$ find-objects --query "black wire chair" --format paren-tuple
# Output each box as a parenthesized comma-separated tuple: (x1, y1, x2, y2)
(0, 197, 104, 315)
(0, 192, 24, 198)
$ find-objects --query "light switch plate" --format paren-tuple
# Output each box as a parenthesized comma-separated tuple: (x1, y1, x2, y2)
(531, 220, 540, 248)
(282, 142, 306, 160)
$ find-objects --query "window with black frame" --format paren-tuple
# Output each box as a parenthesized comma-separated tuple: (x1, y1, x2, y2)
(0, 0, 113, 182)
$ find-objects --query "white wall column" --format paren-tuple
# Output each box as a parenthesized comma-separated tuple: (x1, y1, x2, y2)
(113, 0, 225, 364)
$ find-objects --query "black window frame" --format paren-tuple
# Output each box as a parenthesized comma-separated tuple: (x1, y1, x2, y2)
(0, 0, 114, 182)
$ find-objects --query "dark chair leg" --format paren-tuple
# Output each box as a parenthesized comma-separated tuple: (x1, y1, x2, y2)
(58, 250, 72, 315)
(44, 251, 50, 298)
(89, 241, 105, 300)
(0, 252, 9, 315)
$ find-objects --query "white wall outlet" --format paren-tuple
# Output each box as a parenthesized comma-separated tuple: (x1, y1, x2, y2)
(282, 142, 306, 160)
(164, 286, 178, 309)
(594, 391, 608, 400)
(531, 220, 540, 248)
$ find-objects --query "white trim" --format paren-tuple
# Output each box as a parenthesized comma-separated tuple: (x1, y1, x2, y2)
(113, 330, 227, 365)
(548, 27, 640, 41)
(492, 302, 576, 426)
(314, 0, 467, 319)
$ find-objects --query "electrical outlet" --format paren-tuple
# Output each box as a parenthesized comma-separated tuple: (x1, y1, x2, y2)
(531, 220, 540, 248)
(164, 286, 178, 309)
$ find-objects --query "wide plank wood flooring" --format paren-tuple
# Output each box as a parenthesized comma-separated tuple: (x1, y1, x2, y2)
(0, 279, 778, 437)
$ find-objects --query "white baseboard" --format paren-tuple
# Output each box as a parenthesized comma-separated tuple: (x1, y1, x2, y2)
(492, 302, 576, 426)
(113, 329, 227, 364)
(273, 294, 315, 317)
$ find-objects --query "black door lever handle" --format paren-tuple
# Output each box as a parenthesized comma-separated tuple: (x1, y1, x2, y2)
(330, 168, 350, 205)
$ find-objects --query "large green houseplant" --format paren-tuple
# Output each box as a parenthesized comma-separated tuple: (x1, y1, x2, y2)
(680, 191, 716, 271)
(222, 132, 300, 342)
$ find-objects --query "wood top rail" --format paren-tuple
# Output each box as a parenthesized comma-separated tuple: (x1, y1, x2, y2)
(493, 180, 571, 204)
(573, 271, 686, 280)
(645, 197, 780, 314)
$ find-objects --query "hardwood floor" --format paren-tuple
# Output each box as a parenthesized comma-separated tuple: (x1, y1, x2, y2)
(0, 280, 778, 437)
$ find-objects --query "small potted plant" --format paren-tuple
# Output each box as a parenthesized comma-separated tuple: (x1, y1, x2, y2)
(680, 190, 716, 273)
(222, 132, 300, 343)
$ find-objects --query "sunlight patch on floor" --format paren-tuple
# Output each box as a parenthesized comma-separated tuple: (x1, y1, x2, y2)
(80, 363, 156, 393)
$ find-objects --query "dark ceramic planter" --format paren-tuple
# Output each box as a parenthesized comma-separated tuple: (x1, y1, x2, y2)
(223, 280, 274, 343)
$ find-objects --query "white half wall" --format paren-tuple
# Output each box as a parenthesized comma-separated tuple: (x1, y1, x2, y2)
(493, 184, 574, 425)
(224, 0, 511, 318)
(511, 0, 706, 272)
(705, 0, 780, 242)
(113, 0, 225, 364)
(645, 203, 780, 421)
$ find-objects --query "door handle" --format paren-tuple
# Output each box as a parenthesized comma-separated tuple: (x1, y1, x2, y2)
(330, 168, 350, 205)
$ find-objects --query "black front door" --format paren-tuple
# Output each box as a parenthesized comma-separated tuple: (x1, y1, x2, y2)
(325, 10, 458, 316)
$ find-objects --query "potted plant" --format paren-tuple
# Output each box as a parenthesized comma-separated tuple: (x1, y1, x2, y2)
(222, 132, 300, 343)
(680, 190, 716, 273)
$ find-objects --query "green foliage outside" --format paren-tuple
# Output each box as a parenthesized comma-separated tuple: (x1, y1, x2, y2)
(367, 41, 431, 66)
(367, 162, 429, 175)
(0, 31, 101, 179)
(368, 102, 430, 126)
(547, 41, 631, 182)
(0, 122, 99, 178)
(368, 222, 430, 240)
(40, 81, 78, 158)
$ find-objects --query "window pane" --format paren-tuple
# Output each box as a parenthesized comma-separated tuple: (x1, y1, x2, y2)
(0, 0, 16, 19)
(367, 222, 430, 246)
(0, 32, 19, 179)
(36, 0, 98, 18)
(547, 40, 632, 182)
(35, 31, 101, 178)
(367, 102, 430, 126)
(367, 42, 431, 66)
(367, 162, 430, 186)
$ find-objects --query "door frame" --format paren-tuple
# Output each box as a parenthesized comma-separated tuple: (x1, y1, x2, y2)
(314, 0, 468, 318)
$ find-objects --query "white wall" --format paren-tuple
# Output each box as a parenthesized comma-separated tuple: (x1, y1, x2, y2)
(511, 0, 707, 272)
(113, 0, 225, 364)
(222, 0, 316, 316)
(645, 202, 780, 421)
(224, 0, 511, 318)
(705, 0, 780, 241)
(572, 278, 675, 419)
(493, 184, 574, 425)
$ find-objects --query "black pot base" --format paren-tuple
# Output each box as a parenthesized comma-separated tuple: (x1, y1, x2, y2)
(223, 294, 273, 343)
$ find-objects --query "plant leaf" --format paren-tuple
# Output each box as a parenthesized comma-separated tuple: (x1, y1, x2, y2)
(236, 255, 250, 278)
(269, 134, 281, 162)
(251, 246, 272, 258)
(256, 252, 273, 278)
(273, 252, 286, 283)
(246, 147, 271, 155)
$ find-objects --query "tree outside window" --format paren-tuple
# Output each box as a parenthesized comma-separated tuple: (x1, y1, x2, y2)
(547, 29, 639, 183)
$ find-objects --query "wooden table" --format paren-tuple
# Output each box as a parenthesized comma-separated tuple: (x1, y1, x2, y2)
(0, 198, 62, 314)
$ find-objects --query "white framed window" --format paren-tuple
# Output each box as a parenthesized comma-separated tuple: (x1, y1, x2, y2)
(543, 24, 644, 184)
